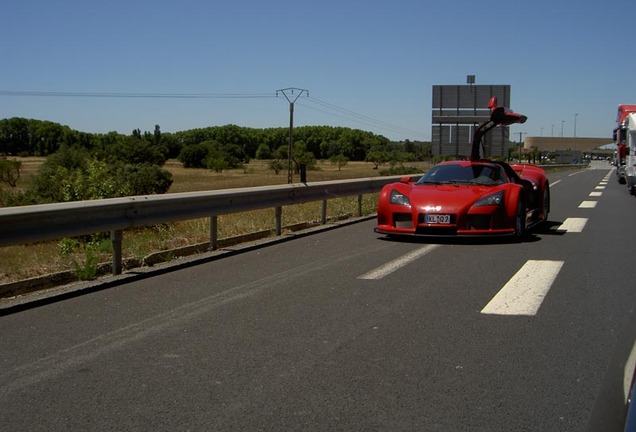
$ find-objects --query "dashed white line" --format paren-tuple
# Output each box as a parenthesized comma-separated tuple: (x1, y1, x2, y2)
(557, 218, 588, 233)
(579, 201, 598, 208)
(481, 260, 564, 316)
(357, 244, 440, 280)
(589, 192, 602, 197)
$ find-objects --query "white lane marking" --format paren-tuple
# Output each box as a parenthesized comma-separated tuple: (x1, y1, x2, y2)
(595, 185, 606, 190)
(550, 180, 562, 187)
(625, 340, 636, 402)
(568, 171, 586, 177)
(481, 260, 564, 316)
(357, 244, 440, 280)
(579, 201, 597, 208)
(589, 192, 602, 197)
(557, 217, 587, 233)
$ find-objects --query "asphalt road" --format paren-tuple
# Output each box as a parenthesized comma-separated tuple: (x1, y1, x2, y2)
(2, 160, 636, 431)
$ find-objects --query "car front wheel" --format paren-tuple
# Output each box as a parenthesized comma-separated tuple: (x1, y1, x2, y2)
(543, 185, 550, 221)
(514, 198, 526, 239)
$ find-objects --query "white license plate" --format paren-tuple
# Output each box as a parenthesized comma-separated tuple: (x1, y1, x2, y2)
(425, 214, 451, 224)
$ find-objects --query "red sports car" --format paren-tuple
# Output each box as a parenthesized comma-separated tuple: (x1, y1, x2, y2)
(375, 97, 550, 238)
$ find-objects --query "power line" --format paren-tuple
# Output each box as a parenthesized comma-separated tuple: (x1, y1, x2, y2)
(300, 97, 424, 137)
(299, 100, 422, 137)
(0, 90, 275, 99)
(0, 89, 425, 139)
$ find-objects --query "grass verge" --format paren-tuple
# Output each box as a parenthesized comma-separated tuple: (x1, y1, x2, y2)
(1, 159, 428, 289)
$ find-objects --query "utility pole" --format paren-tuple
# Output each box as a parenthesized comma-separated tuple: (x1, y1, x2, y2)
(573, 113, 578, 152)
(518, 132, 526, 162)
(276, 88, 309, 183)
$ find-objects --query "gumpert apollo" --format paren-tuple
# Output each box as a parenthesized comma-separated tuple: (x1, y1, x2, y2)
(375, 97, 549, 238)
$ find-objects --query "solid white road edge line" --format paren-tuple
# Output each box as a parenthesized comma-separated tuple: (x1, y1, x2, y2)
(481, 260, 564, 316)
(357, 244, 440, 280)
(625, 340, 636, 402)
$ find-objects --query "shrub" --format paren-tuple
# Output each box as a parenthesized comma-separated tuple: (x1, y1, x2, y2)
(0, 157, 21, 187)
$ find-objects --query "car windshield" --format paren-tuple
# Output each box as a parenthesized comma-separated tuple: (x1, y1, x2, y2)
(416, 164, 506, 186)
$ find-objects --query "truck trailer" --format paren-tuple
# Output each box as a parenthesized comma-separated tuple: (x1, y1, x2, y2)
(625, 112, 636, 195)
(614, 104, 636, 185)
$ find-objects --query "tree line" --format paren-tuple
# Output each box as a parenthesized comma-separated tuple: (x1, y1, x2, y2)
(0, 117, 432, 207)
(0, 117, 430, 161)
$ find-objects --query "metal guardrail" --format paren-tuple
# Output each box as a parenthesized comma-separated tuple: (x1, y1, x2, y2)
(0, 175, 404, 275)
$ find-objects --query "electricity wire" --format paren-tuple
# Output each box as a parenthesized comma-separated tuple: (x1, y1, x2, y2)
(299, 97, 424, 138)
(1, 90, 424, 139)
(0, 90, 274, 99)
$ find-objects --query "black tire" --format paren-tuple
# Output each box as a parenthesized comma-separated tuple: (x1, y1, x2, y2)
(514, 198, 526, 239)
(543, 184, 550, 221)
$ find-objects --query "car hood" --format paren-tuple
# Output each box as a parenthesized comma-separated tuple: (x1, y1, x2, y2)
(409, 184, 502, 212)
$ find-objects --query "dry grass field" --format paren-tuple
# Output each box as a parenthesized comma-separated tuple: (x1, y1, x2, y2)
(0, 158, 431, 287)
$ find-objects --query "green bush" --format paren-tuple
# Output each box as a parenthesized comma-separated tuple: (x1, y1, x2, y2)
(18, 145, 172, 205)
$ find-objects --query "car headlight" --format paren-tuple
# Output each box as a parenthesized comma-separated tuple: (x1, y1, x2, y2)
(474, 190, 504, 207)
(389, 189, 411, 206)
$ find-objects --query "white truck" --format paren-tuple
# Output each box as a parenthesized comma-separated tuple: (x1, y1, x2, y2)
(625, 112, 636, 195)
(614, 104, 636, 185)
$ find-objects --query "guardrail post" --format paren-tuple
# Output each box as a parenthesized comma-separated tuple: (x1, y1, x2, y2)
(357, 194, 363, 217)
(111, 230, 123, 275)
(275, 206, 282, 236)
(321, 200, 327, 224)
(210, 216, 218, 250)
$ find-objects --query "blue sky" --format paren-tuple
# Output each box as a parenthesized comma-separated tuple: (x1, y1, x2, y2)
(1, 0, 633, 142)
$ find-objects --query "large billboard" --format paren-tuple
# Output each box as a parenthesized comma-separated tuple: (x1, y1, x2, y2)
(432, 84, 512, 157)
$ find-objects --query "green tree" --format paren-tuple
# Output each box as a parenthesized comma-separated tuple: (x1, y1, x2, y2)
(365, 150, 389, 169)
(292, 141, 315, 172)
(153, 124, 161, 145)
(206, 157, 230, 173)
(0, 157, 21, 187)
(329, 154, 349, 171)
(58, 159, 128, 201)
(107, 136, 168, 166)
(268, 159, 285, 175)
(116, 163, 173, 195)
(24, 144, 172, 204)
(255, 143, 272, 159)
(178, 142, 213, 168)
(0, 118, 30, 155)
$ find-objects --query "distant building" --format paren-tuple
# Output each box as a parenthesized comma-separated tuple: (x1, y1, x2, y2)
(523, 137, 613, 164)
(524, 136, 612, 152)
(431, 84, 513, 157)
